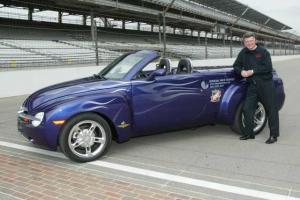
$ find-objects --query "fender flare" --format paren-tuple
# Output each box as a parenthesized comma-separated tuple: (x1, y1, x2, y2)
(46, 96, 132, 148)
(217, 82, 246, 124)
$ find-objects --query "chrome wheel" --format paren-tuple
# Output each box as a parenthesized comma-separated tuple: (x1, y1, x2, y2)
(68, 120, 106, 159)
(242, 102, 266, 133)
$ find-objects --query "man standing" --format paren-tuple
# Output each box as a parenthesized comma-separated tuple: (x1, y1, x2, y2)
(233, 32, 279, 144)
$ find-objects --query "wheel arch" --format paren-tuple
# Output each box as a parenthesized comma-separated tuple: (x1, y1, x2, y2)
(56, 111, 118, 146)
(217, 82, 246, 124)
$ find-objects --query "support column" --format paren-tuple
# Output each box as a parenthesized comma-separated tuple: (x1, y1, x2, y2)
(198, 31, 201, 46)
(28, 7, 33, 21)
(90, 11, 99, 66)
(230, 31, 233, 58)
(58, 11, 62, 24)
(205, 32, 208, 59)
(158, 25, 162, 44)
(272, 38, 275, 56)
(162, 13, 166, 58)
(158, 13, 162, 44)
(83, 15, 87, 26)
(293, 42, 295, 55)
(122, 20, 125, 29)
(173, 27, 176, 34)
(104, 18, 108, 28)
(91, 12, 95, 41)
(284, 41, 287, 55)
(222, 34, 226, 58)
(137, 22, 140, 31)
(151, 24, 154, 32)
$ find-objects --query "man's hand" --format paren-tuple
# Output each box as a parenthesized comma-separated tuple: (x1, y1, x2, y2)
(241, 70, 254, 78)
(241, 70, 248, 77)
(246, 70, 254, 77)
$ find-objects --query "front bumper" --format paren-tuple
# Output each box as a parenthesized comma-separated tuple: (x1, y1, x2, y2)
(17, 113, 57, 150)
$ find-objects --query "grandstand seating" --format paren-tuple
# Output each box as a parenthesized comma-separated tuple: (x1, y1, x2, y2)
(0, 42, 51, 67)
(0, 37, 122, 67)
(0, 25, 297, 68)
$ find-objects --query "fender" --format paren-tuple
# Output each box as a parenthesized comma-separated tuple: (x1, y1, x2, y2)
(217, 81, 247, 124)
(44, 89, 132, 149)
(274, 78, 285, 110)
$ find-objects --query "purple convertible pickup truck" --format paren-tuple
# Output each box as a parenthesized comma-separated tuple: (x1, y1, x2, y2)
(17, 50, 285, 162)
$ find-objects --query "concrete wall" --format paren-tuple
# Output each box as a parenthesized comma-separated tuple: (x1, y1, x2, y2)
(0, 66, 103, 98)
(1, 55, 300, 98)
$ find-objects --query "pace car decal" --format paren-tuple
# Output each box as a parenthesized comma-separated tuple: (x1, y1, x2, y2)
(118, 121, 130, 128)
(210, 89, 222, 103)
(209, 78, 234, 89)
(201, 80, 209, 90)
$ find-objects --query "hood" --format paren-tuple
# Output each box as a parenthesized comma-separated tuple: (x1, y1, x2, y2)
(24, 76, 129, 112)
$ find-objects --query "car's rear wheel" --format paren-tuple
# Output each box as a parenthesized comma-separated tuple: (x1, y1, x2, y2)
(231, 101, 267, 135)
(59, 113, 112, 162)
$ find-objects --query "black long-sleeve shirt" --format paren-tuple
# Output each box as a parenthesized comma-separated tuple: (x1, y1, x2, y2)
(233, 46, 273, 82)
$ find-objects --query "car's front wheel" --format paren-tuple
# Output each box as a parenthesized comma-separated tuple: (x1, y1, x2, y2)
(231, 101, 267, 135)
(59, 113, 112, 162)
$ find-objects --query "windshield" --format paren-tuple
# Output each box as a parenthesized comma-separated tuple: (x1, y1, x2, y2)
(102, 53, 146, 80)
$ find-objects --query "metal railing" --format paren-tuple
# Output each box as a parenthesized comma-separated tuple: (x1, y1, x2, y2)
(0, 25, 299, 69)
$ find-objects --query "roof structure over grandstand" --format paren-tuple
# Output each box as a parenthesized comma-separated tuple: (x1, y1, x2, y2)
(189, 0, 292, 30)
(0, 0, 299, 68)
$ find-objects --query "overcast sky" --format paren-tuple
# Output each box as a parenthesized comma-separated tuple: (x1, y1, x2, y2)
(237, 0, 300, 34)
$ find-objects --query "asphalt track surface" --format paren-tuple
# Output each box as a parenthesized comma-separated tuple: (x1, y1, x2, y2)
(1, 57, 300, 200)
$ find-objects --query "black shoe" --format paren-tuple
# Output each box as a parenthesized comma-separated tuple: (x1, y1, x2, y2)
(240, 135, 255, 140)
(265, 136, 277, 144)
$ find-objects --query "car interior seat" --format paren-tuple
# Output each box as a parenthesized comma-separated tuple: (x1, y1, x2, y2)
(176, 58, 192, 74)
(156, 58, 171, 74)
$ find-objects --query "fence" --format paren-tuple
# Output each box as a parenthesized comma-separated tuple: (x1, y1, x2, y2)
(0, 23, 299, 69)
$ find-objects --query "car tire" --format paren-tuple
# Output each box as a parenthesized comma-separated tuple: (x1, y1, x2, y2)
(59, 113, 112, 162)
(231, 101, 267, 135)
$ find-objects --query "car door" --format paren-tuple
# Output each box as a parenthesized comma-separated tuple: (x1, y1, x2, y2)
(130, 73, 214, 135)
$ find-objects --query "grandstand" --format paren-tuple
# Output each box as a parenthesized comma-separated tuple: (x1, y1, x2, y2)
(0, 0, 299, 68)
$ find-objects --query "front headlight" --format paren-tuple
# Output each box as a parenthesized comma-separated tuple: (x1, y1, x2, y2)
(17, 106, 25, 114)
(32, 112, 44, 127)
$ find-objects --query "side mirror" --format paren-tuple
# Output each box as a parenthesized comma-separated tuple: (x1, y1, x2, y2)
(147, 68, 166, 81)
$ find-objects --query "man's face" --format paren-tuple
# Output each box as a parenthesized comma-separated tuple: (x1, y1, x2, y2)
(243, 36, 257, 50)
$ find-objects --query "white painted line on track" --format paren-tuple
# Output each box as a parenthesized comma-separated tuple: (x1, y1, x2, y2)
(0, 141, 65, 159)
(0, 191, 23, 200)
(0, 140, 299, 200)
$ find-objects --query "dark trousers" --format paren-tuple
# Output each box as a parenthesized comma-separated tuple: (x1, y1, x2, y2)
(243, 79, 279, 137)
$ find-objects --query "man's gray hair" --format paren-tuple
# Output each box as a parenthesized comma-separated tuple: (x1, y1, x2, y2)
(242, 32, 256, 41)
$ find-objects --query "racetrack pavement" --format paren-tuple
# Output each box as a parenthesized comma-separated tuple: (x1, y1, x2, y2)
(1, 57, 300, 200)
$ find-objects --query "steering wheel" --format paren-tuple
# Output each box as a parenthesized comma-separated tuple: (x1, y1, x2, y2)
(135, 71, 147, 79)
